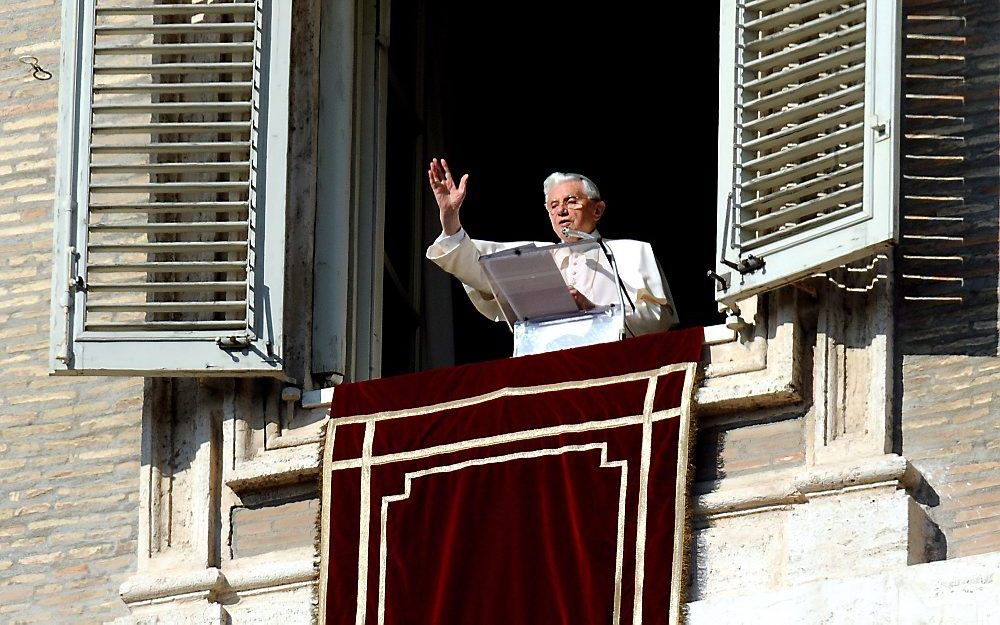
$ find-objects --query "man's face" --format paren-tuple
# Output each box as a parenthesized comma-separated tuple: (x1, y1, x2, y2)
(546, 180, 606, 243)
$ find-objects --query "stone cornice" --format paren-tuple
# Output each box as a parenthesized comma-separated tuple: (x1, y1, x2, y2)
(695, 454, 919, 518)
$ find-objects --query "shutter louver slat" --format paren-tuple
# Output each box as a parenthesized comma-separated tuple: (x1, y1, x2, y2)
(83, 0, 258, 336)
(743, 19, 865, 73)
(87, 262, 247, 274)
(741, 101, 864, 152)
(94, 62, 254, 75)
(743, 83, 864, 133)
(92, 162, 250, 173)
(739, 143, 864, 192)
(96, 4, 257, 16)
(94, 23, 255, 36)
(741, 183, 864, 234)
(89, 201, 248, 214)
(90, 222, 250, 234)
(743, 3, 866, 54)
(91, 142, 250, 154)
(741, 123, 865, 173)
(732, 0, 870, 258)
(95, 42, 254, 55)
(90, 182, 250, 193)
(88, 282, 247, 293)
(743, 162, 864, 213)
(93, 82, 253, 94)
(86, 321, 248, 332)
(740, 203, 863, 250)
(88, 301, 246, 313)
(744, 39, 866, 91)
(743, 63, 865, 113)
(92, 102, 251, 114)
(92, 123, 250, 133)
(745, 0, 852, 32)
(89, 242, 248, 253)
(744, 0, 801, 13)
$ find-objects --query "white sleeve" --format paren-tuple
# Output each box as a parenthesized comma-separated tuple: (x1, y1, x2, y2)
(425, 231, 505, 322)
(617, 242, 679, 336)
(430, 228, 467, 255)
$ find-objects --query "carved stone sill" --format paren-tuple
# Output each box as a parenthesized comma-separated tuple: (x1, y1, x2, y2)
(696, 289, 804, 414)
(226, 442, 320, 492)
(121, 567, 224, 604)
(222, 549, 316, 593)
(120, 550, 316, 615)
(693, 454, 918, 520)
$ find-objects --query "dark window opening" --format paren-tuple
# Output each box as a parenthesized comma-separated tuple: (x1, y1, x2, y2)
(384, 1, 723, 376)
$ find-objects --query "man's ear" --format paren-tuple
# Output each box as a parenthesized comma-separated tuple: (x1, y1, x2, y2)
(593, 200, 606, 221)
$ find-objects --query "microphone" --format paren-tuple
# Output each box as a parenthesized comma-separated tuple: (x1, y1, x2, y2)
(561, 227, 598, 240)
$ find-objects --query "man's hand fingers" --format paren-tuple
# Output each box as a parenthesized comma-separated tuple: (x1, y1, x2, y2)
(428, 169, 442, 190)
(458, 174, 469, 195)
(569, 287, 595, 310)
(441, 158, 455, 188)
(429, 159, 443, 184)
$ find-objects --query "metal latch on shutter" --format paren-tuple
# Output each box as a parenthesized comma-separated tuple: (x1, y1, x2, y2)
(871, 114, 891, 142)
(217, 331, 257, 349)
(725, 255, 766, 275)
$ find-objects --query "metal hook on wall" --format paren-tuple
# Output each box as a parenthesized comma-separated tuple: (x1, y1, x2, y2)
(18, 56, 52, 81)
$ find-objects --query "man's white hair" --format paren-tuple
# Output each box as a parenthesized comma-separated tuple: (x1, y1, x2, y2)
(543, 172, 602, 200)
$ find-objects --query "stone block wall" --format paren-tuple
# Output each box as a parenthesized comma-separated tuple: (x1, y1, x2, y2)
(0, 2, 143, 622)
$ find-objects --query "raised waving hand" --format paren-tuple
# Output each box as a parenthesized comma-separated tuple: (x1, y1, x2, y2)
(427, 158, 469, 236)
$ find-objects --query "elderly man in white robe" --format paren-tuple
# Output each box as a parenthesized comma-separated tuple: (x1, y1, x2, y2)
(425, 158, 678, 337)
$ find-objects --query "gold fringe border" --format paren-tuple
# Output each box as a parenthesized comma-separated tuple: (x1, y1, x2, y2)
(314, 419, 336, 624)
(670, 362, 700, 625)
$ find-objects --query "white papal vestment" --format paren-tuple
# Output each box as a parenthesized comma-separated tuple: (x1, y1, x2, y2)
(426, 229, 678, 336)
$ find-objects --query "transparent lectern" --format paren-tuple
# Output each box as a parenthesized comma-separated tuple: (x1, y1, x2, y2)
(478, 239, 625, 356)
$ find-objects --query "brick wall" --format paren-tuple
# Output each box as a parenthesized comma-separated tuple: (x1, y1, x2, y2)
(0, 2, 143, 622)
(230, 498, 318, 560)
(897, 0, 1000, 559)
(695, 414, 805, 483)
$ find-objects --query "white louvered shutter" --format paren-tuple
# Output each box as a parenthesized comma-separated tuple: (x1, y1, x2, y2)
(715, 0, 900, 307)
(50, 0, 292, 375)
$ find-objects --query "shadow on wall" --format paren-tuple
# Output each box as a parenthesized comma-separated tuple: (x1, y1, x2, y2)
(895, 0, 1000, 357)
(896, 0, 1000, 561)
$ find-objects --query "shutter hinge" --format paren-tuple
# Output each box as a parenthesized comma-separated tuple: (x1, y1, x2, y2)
(55, 247, 80, 364)
(66, 246, 85, 291)
(707, 270, 730, 292)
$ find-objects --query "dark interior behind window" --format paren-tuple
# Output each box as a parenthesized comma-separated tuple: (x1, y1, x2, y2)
(385, 1, 723, 375)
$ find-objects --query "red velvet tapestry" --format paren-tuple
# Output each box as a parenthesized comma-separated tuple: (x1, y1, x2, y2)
(317, 327, 703, 625)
